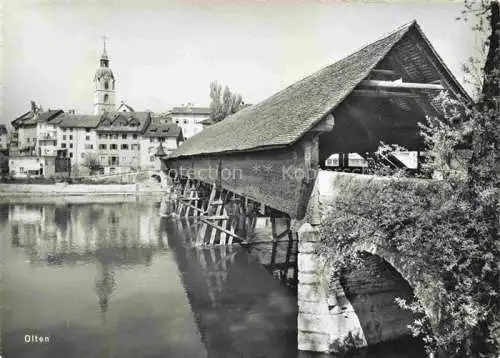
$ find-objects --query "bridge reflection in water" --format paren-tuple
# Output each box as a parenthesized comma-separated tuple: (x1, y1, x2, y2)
(1, 201, 425, 358)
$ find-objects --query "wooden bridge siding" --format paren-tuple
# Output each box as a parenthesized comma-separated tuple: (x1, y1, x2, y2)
(166, 135, 319, 219)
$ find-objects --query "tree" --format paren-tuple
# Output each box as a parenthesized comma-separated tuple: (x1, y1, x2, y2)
(209, 81, 244, 123)
(318, 2, 499, 356)
(81, 152, 101, 175)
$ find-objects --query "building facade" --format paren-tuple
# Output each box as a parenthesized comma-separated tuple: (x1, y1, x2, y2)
(170, 104, 210, 139)
(141, 120, 183, 171)
(95, 111, 151, 174)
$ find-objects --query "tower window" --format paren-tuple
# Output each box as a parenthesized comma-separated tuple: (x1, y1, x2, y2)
(104, 81, 109, 90)
(104, 94, 109, 103)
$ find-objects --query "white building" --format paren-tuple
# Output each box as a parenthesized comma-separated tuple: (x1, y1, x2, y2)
(56, 114, 101, 174)
(170, 104, 210, 139)
(95, 111, 151, 174)
(8, 155, 56, 177)
(140, 120, 183, 170)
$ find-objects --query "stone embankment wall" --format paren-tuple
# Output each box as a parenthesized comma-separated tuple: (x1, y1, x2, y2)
(0, 182, 164, 196)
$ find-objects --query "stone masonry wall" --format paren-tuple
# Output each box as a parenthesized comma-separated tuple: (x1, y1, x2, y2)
(297, 171, 421, 353)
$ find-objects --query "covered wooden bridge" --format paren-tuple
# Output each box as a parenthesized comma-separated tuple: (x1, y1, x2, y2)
(163, 20, 468, 221)
(162, 20, 470, 354)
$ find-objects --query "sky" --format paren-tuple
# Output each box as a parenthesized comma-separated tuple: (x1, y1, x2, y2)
(1, 0, 483, 127)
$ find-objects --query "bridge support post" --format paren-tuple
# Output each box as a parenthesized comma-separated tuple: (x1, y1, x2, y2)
(297, 223, 367, 354)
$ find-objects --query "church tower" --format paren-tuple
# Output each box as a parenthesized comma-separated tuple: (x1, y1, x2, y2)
(94, 36, 116, 115)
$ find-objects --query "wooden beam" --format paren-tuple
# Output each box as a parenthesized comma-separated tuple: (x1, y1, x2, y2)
(199, 218, 244, 242)
(409, 33, 462, 100)
(371, 69, 397, 76)
(360, 80, 444, 90)
(387, 52, 442, 116)
(351, 89, 422, 99)
(369, 69, 400, 81)
(310, 114, 335, 132)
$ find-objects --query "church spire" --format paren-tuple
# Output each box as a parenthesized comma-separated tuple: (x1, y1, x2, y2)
(100, 35, 109, 67)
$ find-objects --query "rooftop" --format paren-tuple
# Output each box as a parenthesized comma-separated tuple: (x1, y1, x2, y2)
(143, 122, 183, 139)
(57, 114, 102, 128)
(170, 106, 211, 115)
(12, 110, 64, 127)
(168, 21, 468, 159)
(96, 111, 151, 133)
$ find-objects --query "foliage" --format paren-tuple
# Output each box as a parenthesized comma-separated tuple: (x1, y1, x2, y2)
(81, 151, 101, 174)
(209, 81, 244, 123)
(318, 1, 499, 356)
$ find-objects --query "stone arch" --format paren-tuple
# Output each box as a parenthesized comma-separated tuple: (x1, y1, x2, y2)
(339, 249, 420, 346)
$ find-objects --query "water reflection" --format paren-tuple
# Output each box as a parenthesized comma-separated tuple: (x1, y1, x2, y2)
(1, 201, 426, 358)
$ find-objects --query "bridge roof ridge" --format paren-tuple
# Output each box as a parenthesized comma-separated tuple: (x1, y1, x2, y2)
(167, 20, 460, 159)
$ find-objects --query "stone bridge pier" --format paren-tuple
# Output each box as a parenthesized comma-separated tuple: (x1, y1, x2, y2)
(297, 171, 422, 354)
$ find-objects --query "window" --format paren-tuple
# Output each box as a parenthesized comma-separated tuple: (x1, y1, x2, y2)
(104, 81, 109, 90)
(70, 128, 73, 132)
(69, 153, 73, 158)
(184, 119, 187, 124)
(110, 144, 117, 150)
(63, 135, 67, 140)
(104, 94, 109, 103)
(20, 167, 25, 173)
(159, 137, 165, 143)
(63, 128, 67, 132)
(61, 143, 67, 148)
(85, 144, 93, 150)
(122, 134, 127, 139)
(85, 136, 90, 141)
(99, 144, 107, 150)
(132, 134, 138, 139)
(69, 135, 73, 140)
(81, 153, 85, 159)
(150, 138, 154, 143)
(99, 168, 105, 175)
(150, 156, 155, 162)
(131, 144, 139, 150)
(121, 144, 129, 150)
(86, 128, 90, 133)
(112, 134, 118, 140)
(69, 143, 73, 148)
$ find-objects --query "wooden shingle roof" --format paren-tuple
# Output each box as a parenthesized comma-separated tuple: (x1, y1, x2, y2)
(143, 122, 183, 139)
(168, 20, 466, 159)
(96, 112, 151, 133)
(58, 114, 102, 128)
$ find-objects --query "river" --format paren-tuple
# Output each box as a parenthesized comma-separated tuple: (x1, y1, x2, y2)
(0, 197, 427, 358)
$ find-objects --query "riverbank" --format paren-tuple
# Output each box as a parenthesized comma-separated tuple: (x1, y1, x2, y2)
(0, 183, 166, 197)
